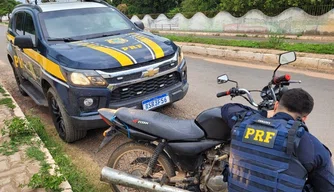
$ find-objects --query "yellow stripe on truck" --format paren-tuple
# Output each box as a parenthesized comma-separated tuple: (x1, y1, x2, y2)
(7, 34, 15, 42)
(77, 42, 133, 67)
(134, 35, 165, 59)
(7, 33, 66, 82)
(23, 49, 67, 82)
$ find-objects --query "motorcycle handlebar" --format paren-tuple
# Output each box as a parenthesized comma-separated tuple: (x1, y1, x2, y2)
(217, 74, 300, 109)
(216, 90, 231, 98)
(272, 74, 291, 85)
(217, 88, 258, 107)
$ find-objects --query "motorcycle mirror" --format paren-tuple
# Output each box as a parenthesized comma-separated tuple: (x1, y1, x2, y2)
(272, 51, 297, 82)
(217, 74, 229, 84)
(279, 51, 296, 65)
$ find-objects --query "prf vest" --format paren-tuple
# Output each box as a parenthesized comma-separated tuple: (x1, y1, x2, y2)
(228, 112, 308, 192)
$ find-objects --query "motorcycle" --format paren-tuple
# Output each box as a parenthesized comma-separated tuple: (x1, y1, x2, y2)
(97, 51, 301, 192)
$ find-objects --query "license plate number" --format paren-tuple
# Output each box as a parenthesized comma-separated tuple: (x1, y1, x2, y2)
(142, 94, 170, 111)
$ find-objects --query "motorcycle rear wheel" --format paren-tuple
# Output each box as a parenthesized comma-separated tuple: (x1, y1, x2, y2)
(107, 142, 175, 192)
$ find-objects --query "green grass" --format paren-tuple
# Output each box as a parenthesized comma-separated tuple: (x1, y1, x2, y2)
(26, 146, 65, 192)
(0, 117, 66, 191)
(0, 85, 11, 97)
(26, 146, 45, 161)
(0, 98, 15, 109)
(0, 117, 34, 156)
(27, 115, 98, 192)
(1, 114, 101, 191)
(163, 34, 334, 54)
(0, 86, 5, 95)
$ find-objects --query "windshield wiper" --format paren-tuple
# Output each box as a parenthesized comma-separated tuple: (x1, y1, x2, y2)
(101, 32, 121, 37)
(47, 37, 81, 42)
(85, 32, 121, 40)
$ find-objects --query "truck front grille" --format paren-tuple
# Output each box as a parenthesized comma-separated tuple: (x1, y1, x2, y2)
(106, 61, 178, 84)
(110, 72, 180, 102)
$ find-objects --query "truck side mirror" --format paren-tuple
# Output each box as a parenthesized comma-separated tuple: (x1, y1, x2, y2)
(14, 35, 34, 49)
(134, 21, 145, 30)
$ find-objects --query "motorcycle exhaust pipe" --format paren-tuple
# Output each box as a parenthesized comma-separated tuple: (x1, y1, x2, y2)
(100, 167, 190, 192)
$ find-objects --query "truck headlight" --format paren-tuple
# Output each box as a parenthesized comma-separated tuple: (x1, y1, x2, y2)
(178, 48, 184, 66)
(70, 72, 91, 86)
(67, 70, 107, 87)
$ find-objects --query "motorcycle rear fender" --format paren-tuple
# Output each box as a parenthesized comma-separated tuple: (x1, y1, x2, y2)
(99, 108, 117, 126)
(104, 122, 159, 142)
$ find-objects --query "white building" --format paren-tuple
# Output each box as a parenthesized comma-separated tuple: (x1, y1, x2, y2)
(1, 16, 9, 21)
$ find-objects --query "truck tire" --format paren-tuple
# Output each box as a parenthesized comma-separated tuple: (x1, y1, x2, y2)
(46, 88, 86, 142)
(10, 62, 28, 96)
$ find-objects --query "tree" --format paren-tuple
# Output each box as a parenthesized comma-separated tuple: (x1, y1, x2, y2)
(180, 0, 220, 12)
(121, 0, 181, 15)
(111, 0, 122, 6)
(0, 0, 21, 22)
(219, 0, 332, 16)
(105, 0, 113, 5)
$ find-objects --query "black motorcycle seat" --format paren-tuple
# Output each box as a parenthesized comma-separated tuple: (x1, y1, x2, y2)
(115, 107, 205, 141)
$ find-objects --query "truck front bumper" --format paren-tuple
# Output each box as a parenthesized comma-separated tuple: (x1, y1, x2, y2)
(70, 82, 189, 130)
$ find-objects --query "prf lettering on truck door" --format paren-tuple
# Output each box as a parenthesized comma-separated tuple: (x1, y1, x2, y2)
(242, 126, 278, 148)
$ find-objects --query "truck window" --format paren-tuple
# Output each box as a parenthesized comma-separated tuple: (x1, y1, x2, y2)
(25, 13, 36, 45)
(39, 7, 132, 40)
(14, 12, 24, 36)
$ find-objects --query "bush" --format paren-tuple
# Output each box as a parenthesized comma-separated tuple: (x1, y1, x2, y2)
(268, 33, 285, 48)
(117, 4, 128, 14)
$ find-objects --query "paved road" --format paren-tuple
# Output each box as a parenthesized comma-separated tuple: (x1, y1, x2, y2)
(0, 24, 333, 172)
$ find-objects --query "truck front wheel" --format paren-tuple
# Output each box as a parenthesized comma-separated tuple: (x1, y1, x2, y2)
(47, 88, 86, 142)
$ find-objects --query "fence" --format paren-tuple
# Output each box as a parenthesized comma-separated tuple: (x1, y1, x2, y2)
(130, 7, 334, 35)
(127, 5, 334, 19)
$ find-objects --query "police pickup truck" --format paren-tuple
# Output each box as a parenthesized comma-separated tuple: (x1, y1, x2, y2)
(6, 0, 188, 142)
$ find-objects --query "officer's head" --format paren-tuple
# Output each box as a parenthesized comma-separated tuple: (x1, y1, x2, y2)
(274, 88, 314, 121)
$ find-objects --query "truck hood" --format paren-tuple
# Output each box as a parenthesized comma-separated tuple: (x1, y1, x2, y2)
(47, 32, 178, 70)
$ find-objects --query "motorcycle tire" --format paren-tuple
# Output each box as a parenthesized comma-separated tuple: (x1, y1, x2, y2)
(107, 142, 175, 192)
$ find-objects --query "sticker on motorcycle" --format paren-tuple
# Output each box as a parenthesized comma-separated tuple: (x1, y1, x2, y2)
(132, 119, 149, 125)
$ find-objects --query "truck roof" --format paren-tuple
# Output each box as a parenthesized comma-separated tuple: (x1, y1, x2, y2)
(38, 1, 107, 12)
(15, 1, 108, 13)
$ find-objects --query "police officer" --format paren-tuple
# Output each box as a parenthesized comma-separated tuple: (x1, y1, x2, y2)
(221, 88, 334, 191)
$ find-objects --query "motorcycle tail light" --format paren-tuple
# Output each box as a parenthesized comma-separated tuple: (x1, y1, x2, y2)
(100, 115, 113, 126)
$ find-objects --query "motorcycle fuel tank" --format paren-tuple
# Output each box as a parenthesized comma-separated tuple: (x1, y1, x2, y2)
(195, 107, 231, 142)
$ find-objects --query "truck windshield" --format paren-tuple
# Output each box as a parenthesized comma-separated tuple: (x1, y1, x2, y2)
(39, 7, 133, 40)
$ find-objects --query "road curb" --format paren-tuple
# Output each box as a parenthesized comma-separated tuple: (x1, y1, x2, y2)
(176, 42, 334, 73)
(1, 86, 72, 192)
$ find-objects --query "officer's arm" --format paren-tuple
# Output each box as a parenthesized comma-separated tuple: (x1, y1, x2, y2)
(297, 134, 334, 191)
(221, 103, 258, 128)
(307, 161, 334, 192)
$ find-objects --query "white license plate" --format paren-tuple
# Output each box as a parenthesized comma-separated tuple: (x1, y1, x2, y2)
(142, 94, 170, 111)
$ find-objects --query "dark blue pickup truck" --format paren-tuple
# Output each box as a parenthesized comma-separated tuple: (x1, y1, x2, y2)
(6, 0, 188, 142)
